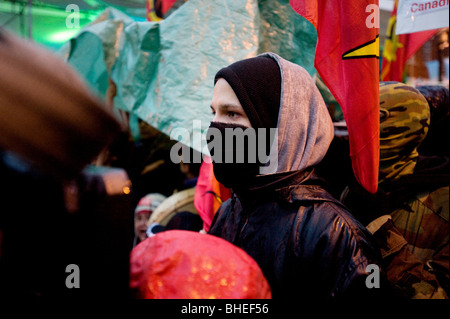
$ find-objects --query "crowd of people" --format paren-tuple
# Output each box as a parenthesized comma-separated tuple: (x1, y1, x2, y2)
(0, 29, 448, 301)
(129, 54, 448, 300)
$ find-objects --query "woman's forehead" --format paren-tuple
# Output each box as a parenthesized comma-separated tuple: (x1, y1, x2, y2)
(212, 79, 242, 107)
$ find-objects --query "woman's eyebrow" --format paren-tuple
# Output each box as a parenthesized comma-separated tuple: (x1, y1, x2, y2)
(213, 103, 242, 111)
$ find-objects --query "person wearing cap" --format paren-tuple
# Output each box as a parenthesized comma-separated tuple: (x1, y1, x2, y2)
(134, 193, 167, 245)
(206, 52, 382, 300)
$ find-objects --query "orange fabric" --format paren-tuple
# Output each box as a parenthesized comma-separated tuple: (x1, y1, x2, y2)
(290, 0, 318, 28)
(194, 158, 231, 232)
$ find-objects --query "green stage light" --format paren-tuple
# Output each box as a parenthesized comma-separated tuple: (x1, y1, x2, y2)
(47, 29, 81, 43)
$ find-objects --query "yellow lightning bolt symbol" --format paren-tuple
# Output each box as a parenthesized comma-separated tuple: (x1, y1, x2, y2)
(342, 35, 380, 60)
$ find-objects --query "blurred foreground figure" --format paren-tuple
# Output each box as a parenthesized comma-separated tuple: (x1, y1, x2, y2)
(0, 29, 121, 179)
(0, 30, 133, 298)
(129, 230, 272, 299)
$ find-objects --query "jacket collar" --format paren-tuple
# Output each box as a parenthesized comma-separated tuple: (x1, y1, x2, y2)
(233, 169, 338, 210)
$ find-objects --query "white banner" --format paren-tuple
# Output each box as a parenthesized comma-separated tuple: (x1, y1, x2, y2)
(396, 0, 449, 34)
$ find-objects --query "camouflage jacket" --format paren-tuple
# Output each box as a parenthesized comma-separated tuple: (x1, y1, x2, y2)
(368, 185, 449, 299)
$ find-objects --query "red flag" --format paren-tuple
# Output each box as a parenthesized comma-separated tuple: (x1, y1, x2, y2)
(381, 0, 438, 82)
(290, 0, 380, 193)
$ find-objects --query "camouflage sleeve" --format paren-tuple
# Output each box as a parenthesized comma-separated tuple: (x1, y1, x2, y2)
(370, 217, 448, 299)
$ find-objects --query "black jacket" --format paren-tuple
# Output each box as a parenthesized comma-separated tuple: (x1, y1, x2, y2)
(208, 169, 382, 300)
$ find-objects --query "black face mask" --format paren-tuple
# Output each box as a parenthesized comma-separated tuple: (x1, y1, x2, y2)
(206, 122, 272, 190)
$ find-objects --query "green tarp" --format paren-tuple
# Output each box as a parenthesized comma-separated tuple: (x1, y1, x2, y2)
(61, 0, 318, 153)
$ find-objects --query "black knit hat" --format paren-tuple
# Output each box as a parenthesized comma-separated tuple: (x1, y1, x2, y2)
(214, 55, 281, 129)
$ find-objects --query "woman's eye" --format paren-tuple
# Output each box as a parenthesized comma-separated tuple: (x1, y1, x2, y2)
(227, 111, 237, 118)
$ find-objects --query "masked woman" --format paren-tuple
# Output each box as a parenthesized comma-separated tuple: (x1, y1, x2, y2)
(207, 52, 382, 300)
